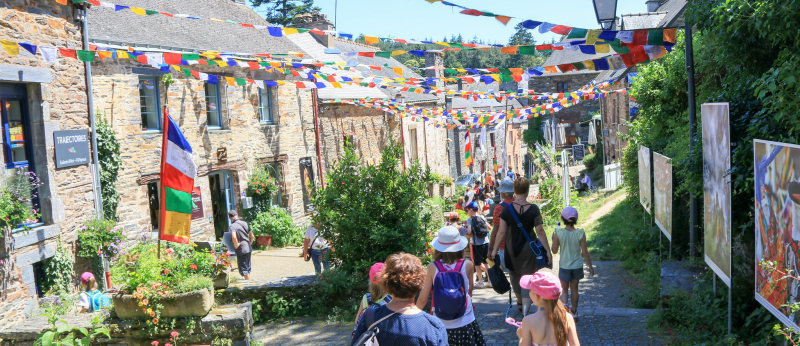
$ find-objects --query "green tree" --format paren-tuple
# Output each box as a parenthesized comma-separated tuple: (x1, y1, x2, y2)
(522, 115, 545, 147)
(310, 141, 433, 274)
(250, 0, 318, 26)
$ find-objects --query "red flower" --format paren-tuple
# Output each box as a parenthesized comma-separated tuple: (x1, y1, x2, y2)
(189, 264, 198, 270)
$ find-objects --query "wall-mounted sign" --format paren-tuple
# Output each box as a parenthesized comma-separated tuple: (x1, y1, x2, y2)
(53, 129, 90, 168)
(216, 147, 227, 162)
(191, 186, 204, 220)
(299, 157, 315, 213)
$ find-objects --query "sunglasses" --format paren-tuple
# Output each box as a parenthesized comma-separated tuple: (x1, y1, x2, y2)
(504, 304, 521, 328)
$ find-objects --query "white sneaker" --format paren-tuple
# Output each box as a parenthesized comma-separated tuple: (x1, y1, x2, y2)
(475, 281, 485, 289)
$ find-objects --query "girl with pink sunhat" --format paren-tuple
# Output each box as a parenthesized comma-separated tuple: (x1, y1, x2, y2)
(516, 272, 579, 346)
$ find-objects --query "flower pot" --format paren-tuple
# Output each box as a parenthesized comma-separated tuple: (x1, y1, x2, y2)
(112, 287, 214, 319)
(213, 271, 230, 289)
(255, 235, 272, 248)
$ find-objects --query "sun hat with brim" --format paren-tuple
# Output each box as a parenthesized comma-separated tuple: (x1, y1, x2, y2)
(432, 225, 469, 253)
(520, 271, 562, 300)
(498, 178, 514, 194)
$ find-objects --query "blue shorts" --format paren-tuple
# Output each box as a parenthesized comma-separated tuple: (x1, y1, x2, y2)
(558, 267, 584, 282)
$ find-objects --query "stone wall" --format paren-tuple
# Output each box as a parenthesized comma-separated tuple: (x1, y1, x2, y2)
(529, 73, 600, 148)
(0, 1, 96, 327)
(90, 60, 317, 243)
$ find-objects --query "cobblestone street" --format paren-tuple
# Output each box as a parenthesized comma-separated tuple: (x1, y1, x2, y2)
(253, 260, 664, 345)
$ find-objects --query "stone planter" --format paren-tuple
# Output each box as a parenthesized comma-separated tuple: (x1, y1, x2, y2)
(214, 271, 230, 289)
(255, 235, 272, 248)
(439, 184, 445, 197)
(112, 288, 214, 319)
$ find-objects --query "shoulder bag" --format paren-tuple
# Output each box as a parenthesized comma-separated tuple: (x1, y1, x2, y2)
(507, 203, 549, 269)
(353, 306, 412, 346)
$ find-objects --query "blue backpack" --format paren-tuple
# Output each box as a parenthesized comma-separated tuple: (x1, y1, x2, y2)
(88, 290, 111, 312)
(431, 259, 468, 320)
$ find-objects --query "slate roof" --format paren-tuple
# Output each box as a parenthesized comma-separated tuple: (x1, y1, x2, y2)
(88, 0, 303, 54)
(656, 0, 687, 27)
(620, 12, 668, 30)
(446, 81, 523, 110)
(287, 33, 438, 103)
(594, 67, 631, 83)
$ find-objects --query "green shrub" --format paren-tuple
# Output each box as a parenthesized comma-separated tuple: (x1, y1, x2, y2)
(42, 239, 73, 294)
(538, 178, 563, 221)
(97, 117, 121, 221)
(310, 141, 432, 274)
(582, 152, 598, 171)
(248, 206, 303, 247)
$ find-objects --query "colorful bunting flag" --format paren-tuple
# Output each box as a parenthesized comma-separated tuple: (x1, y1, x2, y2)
(464, 131, 473, 167)
(159, 107, 197, 244)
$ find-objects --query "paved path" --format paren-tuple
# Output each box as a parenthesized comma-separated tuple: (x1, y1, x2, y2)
(253, 261, 663, 345)
(229, 246, 317, 283)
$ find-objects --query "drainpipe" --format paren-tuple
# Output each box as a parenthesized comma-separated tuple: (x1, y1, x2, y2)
(311, 89, 325, 188)
(399, 116, 407, 171)
(78, 5, 103, 219)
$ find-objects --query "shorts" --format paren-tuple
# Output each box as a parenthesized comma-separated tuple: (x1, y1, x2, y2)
(558, 267, 584, 282)
(472, 243, 489, 265)
(236, 252, 252, 276)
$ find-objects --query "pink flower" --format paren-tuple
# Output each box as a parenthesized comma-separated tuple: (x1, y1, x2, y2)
(170, 331, 179, 337)
(165, 344, 172, 346)
(151, 342, 159, 346)
(189, 264, 197, 270)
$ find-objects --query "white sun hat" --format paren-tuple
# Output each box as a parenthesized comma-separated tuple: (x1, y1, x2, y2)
(431, 225, 469, 253)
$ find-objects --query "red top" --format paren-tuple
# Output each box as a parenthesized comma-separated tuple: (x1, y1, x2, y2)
(491, 198, 515, 250)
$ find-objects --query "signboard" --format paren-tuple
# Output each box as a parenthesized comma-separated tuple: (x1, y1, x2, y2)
(561, 150, 570, 207)
(702, 103, 732, 286)
(572, 144, 585, 162)
(653, 152, 672, 241)
(53, 130, 90, 168)
(191, 186, 204, 220)
(754, 139, 800, 331)
(638, 146, 652, 213)
(216, 147, 227, 162)
(299, 157, 315, 213)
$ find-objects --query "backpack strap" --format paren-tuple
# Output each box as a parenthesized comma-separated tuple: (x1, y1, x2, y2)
(432, 260, 446, 273)
(508, 205, 544, 257)
(367, 306, 411, 331)
(454, 258, 466, 273)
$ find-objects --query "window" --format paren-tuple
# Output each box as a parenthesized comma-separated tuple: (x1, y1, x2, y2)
(264, 163, 283, 207)
(139, 76, 161, 131)
(490, 133, 495, 147)
(408, 128, 418, 162)
(556, 81, 568, 93)
(2, 99, 29, 167)
(343, 134, 354, 150)
(259, 87, 274, 124)
(205, 82, 222, 128)
(147, 181, 160, 231)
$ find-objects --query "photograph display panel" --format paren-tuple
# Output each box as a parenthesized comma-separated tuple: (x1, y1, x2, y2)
(639, 146, 652, 213)
(702, 103, 732, 286)
(653, 152, 672, 240)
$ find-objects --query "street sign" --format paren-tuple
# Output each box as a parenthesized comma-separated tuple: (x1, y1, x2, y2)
(53, 129, 90, 168)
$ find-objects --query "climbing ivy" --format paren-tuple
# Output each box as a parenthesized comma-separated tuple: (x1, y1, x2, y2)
(97, 115, 121, 220)
(41, 238, 74, 294)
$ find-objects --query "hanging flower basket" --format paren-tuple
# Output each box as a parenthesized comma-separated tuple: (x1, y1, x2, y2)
(247, 167, 279, 199)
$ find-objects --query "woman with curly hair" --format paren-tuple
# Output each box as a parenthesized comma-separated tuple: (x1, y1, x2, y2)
(351, 253, 448, 346)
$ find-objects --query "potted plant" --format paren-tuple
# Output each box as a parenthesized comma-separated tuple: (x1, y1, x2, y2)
(110, 241, 217, 323)
(247, 166, 279, 202)
(212, 252, 232, 289)
(250, 206, 302, 248)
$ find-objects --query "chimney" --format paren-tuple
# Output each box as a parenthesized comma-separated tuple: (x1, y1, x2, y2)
(646, 0, 661, 12)
(424, 51, 445, 106)
(289, 11, 336, 48)
(232, 0, 245, 4)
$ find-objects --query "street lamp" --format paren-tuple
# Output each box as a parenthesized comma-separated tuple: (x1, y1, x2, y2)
(592, 0, 618, 30)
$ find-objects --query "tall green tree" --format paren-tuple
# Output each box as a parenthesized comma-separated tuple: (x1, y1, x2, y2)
(250, 0, 318, 26)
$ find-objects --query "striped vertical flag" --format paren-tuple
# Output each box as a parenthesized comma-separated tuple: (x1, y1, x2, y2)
(159, 106, 197, 244)
(493, 142, 498, 173)
(464, 131, 473, 167)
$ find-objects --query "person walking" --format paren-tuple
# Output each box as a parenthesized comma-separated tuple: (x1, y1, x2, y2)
(354, 262, 392, 325)
(351, 253, 448, 346)
(465, 201, 490, 289)
(551, 206, 594, 320)
(229, 209, 254, 280)
(490, 178, 515, 271)
(491, 177, 552, 316)
(516, 272, 580, 346)
(417, 226, 486, 346)
(303, 221, 331, 275)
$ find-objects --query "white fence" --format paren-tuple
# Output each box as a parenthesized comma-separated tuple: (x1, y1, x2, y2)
(604, 162, 623, 190)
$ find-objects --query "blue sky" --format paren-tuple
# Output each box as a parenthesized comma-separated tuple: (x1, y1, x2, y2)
(254, 0, 651, 44)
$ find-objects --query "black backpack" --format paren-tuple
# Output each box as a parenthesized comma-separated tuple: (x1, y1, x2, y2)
(470, 216, 489, 238)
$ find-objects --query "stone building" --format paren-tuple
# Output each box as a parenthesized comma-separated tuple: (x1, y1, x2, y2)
(597, 0, 687, 164)
(287, 26, 451, 180)
(87, 0, 319, 242)
(0, 0, 97, 326)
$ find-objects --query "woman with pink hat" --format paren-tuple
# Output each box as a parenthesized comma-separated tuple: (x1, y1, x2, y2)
(517, 272, 579, 346)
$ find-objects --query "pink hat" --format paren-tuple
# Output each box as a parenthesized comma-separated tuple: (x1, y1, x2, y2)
(369, 262, 385, 284)
(561, 206, 578, 221)
(80, 272, 95, 284)
(520, 272, 562, 300)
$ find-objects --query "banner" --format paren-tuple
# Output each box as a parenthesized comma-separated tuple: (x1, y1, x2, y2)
(638, 146, 652, 214)
(464, 131, 473, 167)
(702, 103, 732, 286)
(653, 152, 672, 241)
(754, 139, 800, 331)
(159, 107, 197, 244)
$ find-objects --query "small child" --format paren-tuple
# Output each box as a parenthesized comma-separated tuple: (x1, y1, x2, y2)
(417, 225, 485, 346)
(77, 272, 110, 313)
(517, 272, 579, 346)
(551, 206, 594, 320)
(455, 197, 465, 211)
(353, 262, 392, 325)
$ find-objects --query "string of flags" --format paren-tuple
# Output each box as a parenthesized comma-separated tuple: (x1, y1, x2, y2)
(58, 0, 676, 59)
